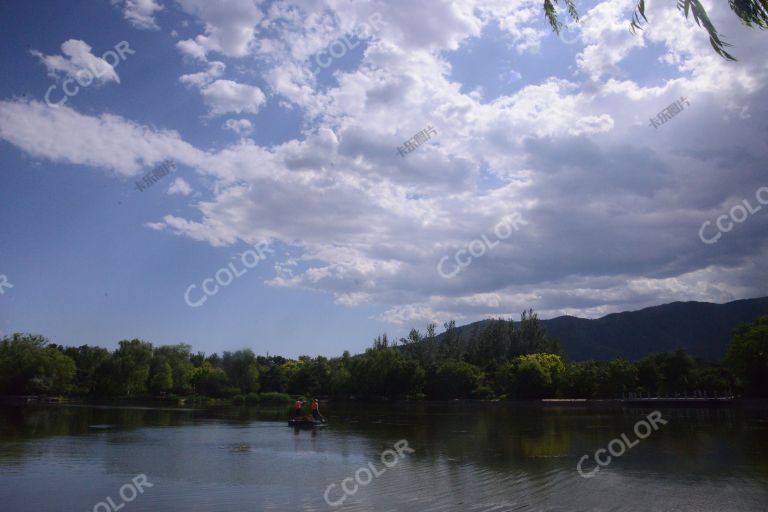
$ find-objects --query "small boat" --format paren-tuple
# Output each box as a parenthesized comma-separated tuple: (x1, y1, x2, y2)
(288, 416, 327, 428)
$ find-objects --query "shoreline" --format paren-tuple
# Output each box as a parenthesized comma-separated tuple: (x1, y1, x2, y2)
(3, 395, 767, 409)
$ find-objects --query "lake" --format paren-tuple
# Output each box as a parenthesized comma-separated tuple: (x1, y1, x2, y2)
(1, 402, 767, 511)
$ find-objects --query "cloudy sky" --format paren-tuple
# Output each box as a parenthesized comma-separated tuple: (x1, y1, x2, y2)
(0, 0, 766, 357)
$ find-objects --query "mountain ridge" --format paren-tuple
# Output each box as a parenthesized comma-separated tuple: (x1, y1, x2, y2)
(446, 296, 768, 361)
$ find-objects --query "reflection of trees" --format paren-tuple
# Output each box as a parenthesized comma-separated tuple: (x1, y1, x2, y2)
(322, 402, 768, 480)
(0, 404, 198, 464)
(1, 402, 767, 481)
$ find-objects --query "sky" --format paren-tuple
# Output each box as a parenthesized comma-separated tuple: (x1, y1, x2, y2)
(0, 0, 766, 358)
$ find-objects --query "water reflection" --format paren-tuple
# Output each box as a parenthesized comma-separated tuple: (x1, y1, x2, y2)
(0, 402, 766, 511)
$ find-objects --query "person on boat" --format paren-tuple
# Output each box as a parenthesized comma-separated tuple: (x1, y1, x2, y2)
(311, 399, 324, 422)
(292, 399, 303, 418)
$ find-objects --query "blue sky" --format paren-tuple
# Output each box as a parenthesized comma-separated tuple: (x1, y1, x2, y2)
(1, 0, 766, 358)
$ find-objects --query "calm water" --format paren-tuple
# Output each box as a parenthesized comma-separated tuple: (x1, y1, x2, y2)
(1, 402, 767, 511)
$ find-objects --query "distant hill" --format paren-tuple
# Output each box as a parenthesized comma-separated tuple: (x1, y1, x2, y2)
(447, 297, 768, 361)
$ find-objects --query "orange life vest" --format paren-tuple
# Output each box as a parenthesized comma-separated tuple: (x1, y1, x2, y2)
(294, 400, 302, 410)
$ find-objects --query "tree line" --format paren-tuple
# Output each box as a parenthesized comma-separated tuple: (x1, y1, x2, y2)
(1, 312, 766, 400)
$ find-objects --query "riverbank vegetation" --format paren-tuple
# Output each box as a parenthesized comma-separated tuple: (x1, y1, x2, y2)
(1, 313, 766, 400)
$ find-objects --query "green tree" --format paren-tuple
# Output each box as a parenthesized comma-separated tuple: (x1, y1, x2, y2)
(150, 361, 173, 393)
(401, 328, 427, 365)
(472, 318, 515, 365)
(517, 309, 559, 355)
(500, 360, 549, 399)
(63, 345, 110, 395)
(692, 365, 733, 396)
(289, 356, 331, 397)
(349, 347, 424, 398)
(726, 316, 768, 396)
(261, 363, 289, 393)
(112, 339, 153, 396)
(327, 360, 353, 397)
(660, 349, 695, 394)
(440, 320, 462, 360)
(498, 353, 565, 399)
(190, 351, 206, 368)
(561, 361, 601, 398)
(191, 362, 227, 396)
(637, 356, 663, 395)
(222, 350, 260, 393)
(601, 358, 638, 397)
(0, 334, 76, 395)
(154, 344, 194, 393)
(428, 360, 481, 399)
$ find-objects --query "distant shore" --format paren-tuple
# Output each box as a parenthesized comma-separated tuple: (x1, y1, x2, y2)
(4, 394, 767, 409)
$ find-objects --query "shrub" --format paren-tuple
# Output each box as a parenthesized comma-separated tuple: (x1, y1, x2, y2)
(258, 392, 292, 404)
(497, 353, 564, 399)
(472, 385, 495, 399)
(244, 392, 261, 405)
(428, 361, 481, 399)
(222, 386, 241, 397)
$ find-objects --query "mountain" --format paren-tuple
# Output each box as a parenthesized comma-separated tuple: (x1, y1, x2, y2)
(447, 297, 768, 361)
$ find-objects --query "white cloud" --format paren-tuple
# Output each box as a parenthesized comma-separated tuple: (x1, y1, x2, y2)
(176, 38, 208, 61)
(200, 79, 266, 116)
(167, 177, 193, 195)
(3, 0, 768, 330)
(175, 0, 264, 59)
(576, 0, 644, 80)
(112, 0, 163, 30)
(144, 221, 167, 231)
(179, 61, 225, 87)
(375, 304, 461, 326)
(0, 100, 207, 176)
(31, 39, 121, 84)
(223, 118, 253, 135)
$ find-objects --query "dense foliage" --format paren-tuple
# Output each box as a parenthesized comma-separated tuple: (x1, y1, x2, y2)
(1, 314, 766, 400)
